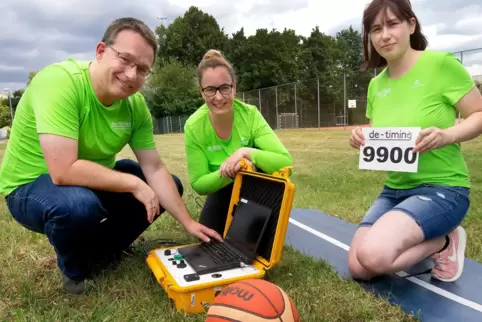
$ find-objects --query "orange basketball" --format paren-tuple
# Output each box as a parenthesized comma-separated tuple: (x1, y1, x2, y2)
(205, 279, 299, 322)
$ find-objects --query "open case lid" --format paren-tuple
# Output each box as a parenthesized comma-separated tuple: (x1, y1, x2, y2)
(223, 159, 296, 271)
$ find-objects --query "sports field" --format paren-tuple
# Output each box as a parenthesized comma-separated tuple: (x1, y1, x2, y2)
(1, 129, 482, 321)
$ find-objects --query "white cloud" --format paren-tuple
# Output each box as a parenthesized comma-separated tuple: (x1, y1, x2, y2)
(1, 0, 482, 93)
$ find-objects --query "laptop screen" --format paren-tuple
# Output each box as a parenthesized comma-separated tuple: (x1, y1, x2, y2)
(224, 199, 272, 259)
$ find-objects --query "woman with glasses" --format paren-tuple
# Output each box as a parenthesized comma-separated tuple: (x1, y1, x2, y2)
(184, 49, 293, 236)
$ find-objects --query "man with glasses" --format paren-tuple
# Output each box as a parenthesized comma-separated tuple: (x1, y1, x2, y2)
(0, 17, 222, 295)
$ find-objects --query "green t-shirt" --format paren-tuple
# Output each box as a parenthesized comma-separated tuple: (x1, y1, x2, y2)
(184, 99, 293, 195)
(366, 50, 475, 189)
(0, 59, 155, 197)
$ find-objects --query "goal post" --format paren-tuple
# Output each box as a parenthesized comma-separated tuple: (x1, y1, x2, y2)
(277, 113, 299, 129)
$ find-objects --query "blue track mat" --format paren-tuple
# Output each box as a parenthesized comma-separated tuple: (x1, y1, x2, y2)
(285, 208, 482, 321)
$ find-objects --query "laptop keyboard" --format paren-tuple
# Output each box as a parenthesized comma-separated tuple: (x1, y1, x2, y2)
(201, 242, 249, 264)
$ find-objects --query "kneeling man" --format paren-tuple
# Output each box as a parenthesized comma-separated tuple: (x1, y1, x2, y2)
(0, 17, 221, 295)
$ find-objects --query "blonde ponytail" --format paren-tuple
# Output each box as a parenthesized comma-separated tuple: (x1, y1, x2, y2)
(202, 49, 223, 61)
(197, 49, 236, 85)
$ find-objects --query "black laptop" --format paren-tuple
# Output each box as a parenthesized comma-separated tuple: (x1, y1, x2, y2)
(178, 198, 272, 275)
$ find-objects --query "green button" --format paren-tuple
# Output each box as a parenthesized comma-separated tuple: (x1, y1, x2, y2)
(174, 254, 183, 260)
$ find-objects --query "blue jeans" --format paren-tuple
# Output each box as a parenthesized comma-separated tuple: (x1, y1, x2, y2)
(5, 159, 183, 282)
(359, 184, 470, 240)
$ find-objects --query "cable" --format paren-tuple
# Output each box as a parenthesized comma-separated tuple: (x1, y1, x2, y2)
(131, 238, 192, 257)
(130, 192, 206, 257)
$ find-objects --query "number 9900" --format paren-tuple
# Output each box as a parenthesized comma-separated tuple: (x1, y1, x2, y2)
(362, 146, 417, 164)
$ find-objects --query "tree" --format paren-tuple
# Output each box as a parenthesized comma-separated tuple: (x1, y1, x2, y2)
(155, 6, 228, 68)
(336, 26, 363, 72)
(0, 104, 11, 128)
(249, 28, 303, 89)
(142, 61, 203, 118)
(1, 89, 23, 116)
(8, 89, 24, 113)
(147, 6, 374, 122)
(298, 26, 342, 101)
(27, 71, 38, 86)
(335, 26, 370, 99)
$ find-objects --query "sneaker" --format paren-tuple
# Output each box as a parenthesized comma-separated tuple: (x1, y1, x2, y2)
(431, 226, 467, 282)
(61, 272, 86, 295)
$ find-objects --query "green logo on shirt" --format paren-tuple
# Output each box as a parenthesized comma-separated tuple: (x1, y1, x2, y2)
(111, 121, 131, 129)
(208, 145, 222, 151)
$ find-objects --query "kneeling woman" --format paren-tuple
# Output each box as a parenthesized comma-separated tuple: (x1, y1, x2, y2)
(348, 0, 482, 283)
(184, 49, 293, 236)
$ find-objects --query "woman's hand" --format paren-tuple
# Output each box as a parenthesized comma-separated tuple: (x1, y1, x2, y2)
(234, 158, 256, 174)
(349, 127, 365, 149)
(219, 148, 253, 178)
(413, 127, 454, 153)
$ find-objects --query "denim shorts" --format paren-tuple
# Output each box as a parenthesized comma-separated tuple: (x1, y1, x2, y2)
(359, 184, 470, 241)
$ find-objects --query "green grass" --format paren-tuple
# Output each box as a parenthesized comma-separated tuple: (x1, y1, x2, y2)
(1, 129, 482, 321)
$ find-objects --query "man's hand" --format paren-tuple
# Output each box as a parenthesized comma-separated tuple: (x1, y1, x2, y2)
(413, 127, 454, 154)
(183, 219, 223, 243)
(131, 179, 160, 223)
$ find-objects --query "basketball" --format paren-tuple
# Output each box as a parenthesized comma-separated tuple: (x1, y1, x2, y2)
(205, 279, 299, 322)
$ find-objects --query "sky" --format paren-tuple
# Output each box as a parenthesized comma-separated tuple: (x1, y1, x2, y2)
(1, 0, 482, 93)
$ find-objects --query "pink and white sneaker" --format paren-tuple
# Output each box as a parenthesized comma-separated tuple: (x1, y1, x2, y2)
(431, 226, 467, 282)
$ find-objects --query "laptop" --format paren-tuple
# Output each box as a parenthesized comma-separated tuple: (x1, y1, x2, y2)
(178, 198, 273, 275)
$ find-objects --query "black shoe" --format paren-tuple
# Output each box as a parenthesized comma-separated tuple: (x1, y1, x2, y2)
(61, 271, 85, 295)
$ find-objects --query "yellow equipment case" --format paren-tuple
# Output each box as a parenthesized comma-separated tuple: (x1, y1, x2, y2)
(146, 159, 296, 313)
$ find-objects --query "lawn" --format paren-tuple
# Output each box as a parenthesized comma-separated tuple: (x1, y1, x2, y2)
(1, 129, 482, 321)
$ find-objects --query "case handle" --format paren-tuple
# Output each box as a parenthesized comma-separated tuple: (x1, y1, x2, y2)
(239, 158, 292, 178)
(239, 158, 254, 172)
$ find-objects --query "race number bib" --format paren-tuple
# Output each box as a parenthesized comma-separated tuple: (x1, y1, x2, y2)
(359, 127, 421, 173)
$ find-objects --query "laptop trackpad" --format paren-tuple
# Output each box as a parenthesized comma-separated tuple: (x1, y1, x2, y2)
(181, 245, 217, 265)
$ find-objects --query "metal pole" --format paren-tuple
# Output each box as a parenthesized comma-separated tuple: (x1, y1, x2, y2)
(275, 86, 279, 129)
(294, 82, 297, 115)
(458, 51, 464, 120)
(343, 72, 347, 129)
(258, 89, 261, 113)
(8, 92, 13, 124)
(317, 78, 320, 129)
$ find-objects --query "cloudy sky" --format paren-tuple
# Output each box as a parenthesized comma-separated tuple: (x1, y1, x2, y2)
(1, 0, 482, 93)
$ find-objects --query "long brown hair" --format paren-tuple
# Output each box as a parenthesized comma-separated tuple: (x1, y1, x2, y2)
(361, 0, 428, 70)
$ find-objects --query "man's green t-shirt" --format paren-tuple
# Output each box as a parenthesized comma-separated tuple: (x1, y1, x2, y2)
(184, 99, 293, 195)
(0, 59, 156, 197)
(366, 50, 475, 189)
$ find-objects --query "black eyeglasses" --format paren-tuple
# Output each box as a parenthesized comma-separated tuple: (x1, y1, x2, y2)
(201, 84, 233, 97)
(108, 45, 152, 78)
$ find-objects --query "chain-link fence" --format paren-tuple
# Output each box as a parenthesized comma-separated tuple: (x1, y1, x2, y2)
(238, 69, 377, 129)
(153, 115, 189, 134)
(153, 47, 482, 134)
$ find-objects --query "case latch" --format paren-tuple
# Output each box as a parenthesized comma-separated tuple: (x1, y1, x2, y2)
(273, 166, 293, 178)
